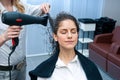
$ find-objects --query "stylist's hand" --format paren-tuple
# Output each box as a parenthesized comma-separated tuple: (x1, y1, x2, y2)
(40, 3, 50, 14)
(1, 26, 22, 42)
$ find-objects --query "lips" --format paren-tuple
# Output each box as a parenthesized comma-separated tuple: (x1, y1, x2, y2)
(65, 41, 74, 44)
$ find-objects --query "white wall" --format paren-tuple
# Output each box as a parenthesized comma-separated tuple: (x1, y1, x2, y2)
(102, 0, 120, 26)
(70, 0, 103, 19)
(20, 0, 27, 3)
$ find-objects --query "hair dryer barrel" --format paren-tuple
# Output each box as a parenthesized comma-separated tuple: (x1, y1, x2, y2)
(1, 11, 48, 26)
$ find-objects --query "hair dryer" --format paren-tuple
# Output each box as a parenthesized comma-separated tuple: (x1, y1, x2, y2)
(2, 11, 48, 26)
(1, 11, 48, 52)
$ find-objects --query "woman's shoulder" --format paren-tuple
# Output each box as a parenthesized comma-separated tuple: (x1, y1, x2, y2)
(76, 50, 103, 80)
(76, 50, 99, 71)
(29, 53, 59, 78)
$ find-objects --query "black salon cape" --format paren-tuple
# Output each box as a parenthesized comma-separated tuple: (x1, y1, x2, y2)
(29, 49, 103, 80)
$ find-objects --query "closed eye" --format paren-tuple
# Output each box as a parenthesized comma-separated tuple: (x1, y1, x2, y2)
(60, 30, 67, 34)
(71, 29, 77, 34)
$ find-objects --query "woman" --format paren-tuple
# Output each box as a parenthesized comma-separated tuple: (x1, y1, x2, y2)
(0, 0, 50, 80)
(29, 12, 103, 80)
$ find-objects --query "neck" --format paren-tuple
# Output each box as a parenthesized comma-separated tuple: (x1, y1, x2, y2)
(59, 48, 76, 65)
(0, 0, 13, 11)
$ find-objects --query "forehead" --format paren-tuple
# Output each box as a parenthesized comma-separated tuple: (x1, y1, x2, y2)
(58, 19, 76, 29)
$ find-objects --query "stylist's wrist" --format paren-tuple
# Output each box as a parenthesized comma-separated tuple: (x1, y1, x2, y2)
(1, 33, 8, 42)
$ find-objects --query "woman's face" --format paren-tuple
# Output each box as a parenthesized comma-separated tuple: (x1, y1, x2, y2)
(53, 19, 78, 50)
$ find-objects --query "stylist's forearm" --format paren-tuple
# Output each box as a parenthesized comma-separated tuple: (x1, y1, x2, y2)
(0, 35, 6, 47)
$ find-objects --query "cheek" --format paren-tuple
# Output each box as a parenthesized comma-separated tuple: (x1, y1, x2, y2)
(74, 33, 78, 38)
(56, 35, 67, 45)
(75, 35, 78, 41)
(73, 34, 79, 43)
(57, 35, 66, 42)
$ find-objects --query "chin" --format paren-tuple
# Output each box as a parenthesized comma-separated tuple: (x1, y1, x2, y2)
(65, 45, 75, 50)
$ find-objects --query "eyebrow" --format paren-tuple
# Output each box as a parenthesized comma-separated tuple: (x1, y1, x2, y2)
(60, 28, 77, 30)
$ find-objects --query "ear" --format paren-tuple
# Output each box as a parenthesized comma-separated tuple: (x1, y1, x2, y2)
(53, 33, 57, 41)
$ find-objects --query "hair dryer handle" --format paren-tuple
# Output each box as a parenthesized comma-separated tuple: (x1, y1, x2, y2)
(11, 37, 19, 50)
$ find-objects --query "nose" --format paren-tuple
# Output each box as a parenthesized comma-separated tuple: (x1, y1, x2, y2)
(68, 32, 72, 39)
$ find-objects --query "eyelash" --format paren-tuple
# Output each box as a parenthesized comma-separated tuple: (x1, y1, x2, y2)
(61, 30, 77, 34)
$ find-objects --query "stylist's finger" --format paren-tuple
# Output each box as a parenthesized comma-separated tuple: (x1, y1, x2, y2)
(8, 26, 22, 38)
(9, 25, 22, 29)
(8, 31, 20, 38)
(40, 3, 50, 14)
(44, 3, 50, 13)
